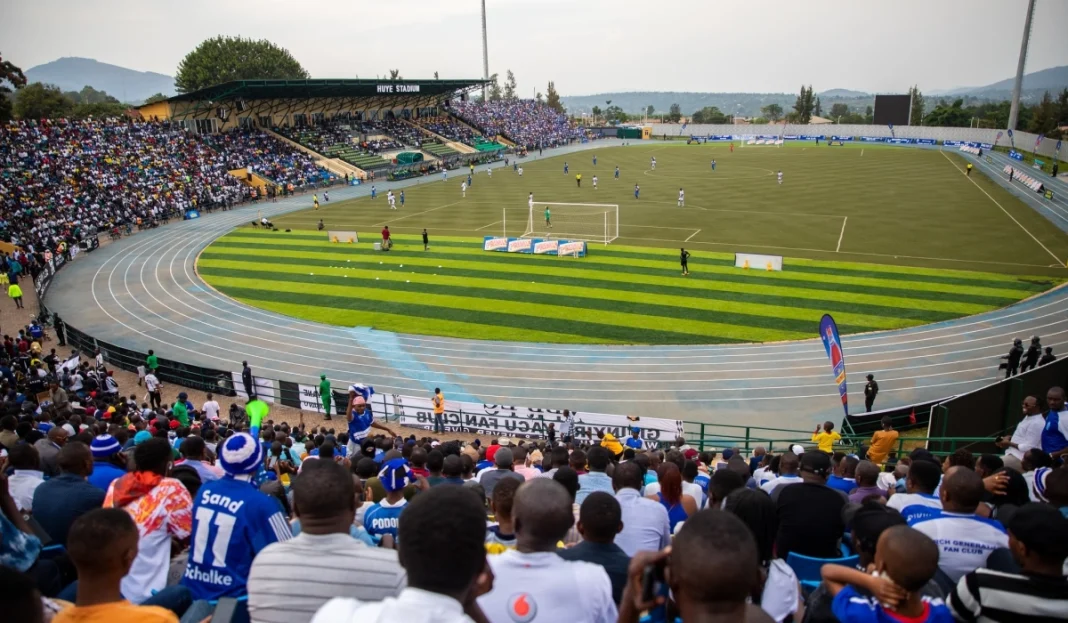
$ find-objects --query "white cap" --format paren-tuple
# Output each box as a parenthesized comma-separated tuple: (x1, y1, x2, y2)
(790, 444, 805, 455)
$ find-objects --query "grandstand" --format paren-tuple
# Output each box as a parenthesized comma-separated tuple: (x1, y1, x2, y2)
(138, 78, 488, 178)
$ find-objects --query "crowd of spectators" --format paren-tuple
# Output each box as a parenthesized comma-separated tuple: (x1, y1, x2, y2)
(451, 99, 584, 149)
(411, 116, 480, 145)
(370, 119, 428, 147)
(2, 366, 1067, 623)
(273, 125, 352, 157)
(0, 118, 250, 257)
(201, 129, 336, 188)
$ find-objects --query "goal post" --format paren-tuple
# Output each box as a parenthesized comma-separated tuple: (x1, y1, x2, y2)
(511, 202, 619, 245)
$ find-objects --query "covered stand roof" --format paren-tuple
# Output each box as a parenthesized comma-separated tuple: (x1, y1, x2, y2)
(167, 78, 485, 103)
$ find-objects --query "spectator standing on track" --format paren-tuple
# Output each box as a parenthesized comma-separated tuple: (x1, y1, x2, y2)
(8, 281, 23, 309)
(319, 374, 332, 420)
(864, 374, 879, 412)
(432, 388, 445, 434)
(242, 360, 256, 398)
(144, 369, 162, 411)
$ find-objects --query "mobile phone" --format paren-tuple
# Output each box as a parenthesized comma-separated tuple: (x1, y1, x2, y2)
(640, 559, 666, 602)
(210, 597, 241, 623)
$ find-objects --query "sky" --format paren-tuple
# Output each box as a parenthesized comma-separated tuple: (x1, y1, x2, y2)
(3, 0, 1066, 96)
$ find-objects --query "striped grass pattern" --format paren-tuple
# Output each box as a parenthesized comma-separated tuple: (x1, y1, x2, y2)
(198, 230, 1058, 345)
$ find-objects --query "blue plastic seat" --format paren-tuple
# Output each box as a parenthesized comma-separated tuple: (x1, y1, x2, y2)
(785, 552, 860, 592)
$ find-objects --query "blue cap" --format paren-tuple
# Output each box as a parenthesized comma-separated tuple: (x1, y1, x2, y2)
(219, 432, 264, 475)
(91, 434, 121, 458)
(378, 458, 413, 492)
(133, 431, 153, 445)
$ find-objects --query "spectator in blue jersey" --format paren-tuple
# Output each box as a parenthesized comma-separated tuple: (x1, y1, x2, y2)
(1040, 386, 1068, 462)
(182, 431, 293, 614)
(887, 458, 943, 521)
(827, 455, 860, 495)
(909, 467, 1008, 586)
(345, 395, 393, 458)
(87, 434, 127, 492)
(364, 458, 422, 546)
(625, 427, 643, 451)
(821, 525, 952, 623)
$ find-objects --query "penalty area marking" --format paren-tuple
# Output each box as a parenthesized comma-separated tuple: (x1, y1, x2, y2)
(476, 221, 502, 231)
(836, 217, 847, 253)
(684, 229, 701, 243)
(939, 150, 1064, 267)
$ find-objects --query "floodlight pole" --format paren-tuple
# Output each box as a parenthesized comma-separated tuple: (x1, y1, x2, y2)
(1007, 0, 1036, 132)
(481, 0, 490, 101)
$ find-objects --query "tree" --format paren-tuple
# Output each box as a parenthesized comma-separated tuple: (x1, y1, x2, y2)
(908, 85, 924, 125)
(646, 105, 654, 117)
(434, 71, 439, 80)
(503, 70, 517, 101)
(604, 105, 627, 123)
(865, 105, 874, 124)
(66, 85, 120, 105)
(388, 69, 402, 80)
(792, 85, 815, 124)
(486, 73, 502, 102)
(545, 81, 563, 113)
(70, 101, 128, 119)
(591, 105, 602, 119)
(829, 103, 850, 121)
(814, 97, 822, 118)
(14, 83, 74, 119)
(922, 98, 970, 127)
(0, 52, 27, 123)
(761, 103, 783, 121)
(1027, 90, 1058, 137)
(535, 91, 543, 103)
(144, 93, 169, 104)
(174, 36, 309, 93)
(1057, 88, 1068, 127)
(667, 102, 682, 123)
(691, 106, 728, 124)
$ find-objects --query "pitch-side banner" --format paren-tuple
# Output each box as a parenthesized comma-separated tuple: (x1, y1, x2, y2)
(385, 394, 682, 448)
(819, 314, 849, 416)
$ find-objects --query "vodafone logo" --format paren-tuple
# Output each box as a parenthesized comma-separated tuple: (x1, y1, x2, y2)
(507, 593, 537, 622)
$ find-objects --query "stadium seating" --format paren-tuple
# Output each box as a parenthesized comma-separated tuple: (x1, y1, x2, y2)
(450, 99, 582, 149)
(421, 141, 460, 158)
(200, 129, 337, 188)
(411, 116, 480, 146)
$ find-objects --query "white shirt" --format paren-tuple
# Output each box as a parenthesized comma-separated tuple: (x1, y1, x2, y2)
(144, 373, 160, 392)
(313, 588, 473, 623)
(1006, 413, 1045, 460)
(679, 190, 684, 199)
(760, 474, 802, 494)
(910, 511, 1008, 583)
(478, 551, 616, 623)
(886, 492, 942, 520)
(9, 469, 45, 512)
(202, 400, 220, 421)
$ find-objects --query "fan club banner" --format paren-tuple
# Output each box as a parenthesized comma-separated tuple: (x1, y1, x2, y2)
(819, 314, 849, 416)
(387, 394, 682, 447)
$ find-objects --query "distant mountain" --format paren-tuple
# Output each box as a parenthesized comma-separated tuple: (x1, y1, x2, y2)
(819, 88, 869, 98)
(928, 65, 1068, 98)
(25, 57, 174, 104)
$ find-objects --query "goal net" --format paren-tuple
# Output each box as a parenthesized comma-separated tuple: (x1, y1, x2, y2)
(507, 202, 619, 245)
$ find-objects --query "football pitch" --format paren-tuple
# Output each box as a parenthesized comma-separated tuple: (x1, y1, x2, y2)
(197, 143, 1068, 345)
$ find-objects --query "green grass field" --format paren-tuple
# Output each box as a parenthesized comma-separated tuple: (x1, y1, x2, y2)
(197, 143, 1068, 345)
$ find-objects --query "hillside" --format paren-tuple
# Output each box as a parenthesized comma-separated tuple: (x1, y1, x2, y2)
(930, 65, 1068, 97)
(25, 57, 174, 104)
(559, 92, 875, 117)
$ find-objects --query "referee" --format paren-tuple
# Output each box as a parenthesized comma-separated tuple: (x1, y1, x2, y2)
(680, 248, 691, 276)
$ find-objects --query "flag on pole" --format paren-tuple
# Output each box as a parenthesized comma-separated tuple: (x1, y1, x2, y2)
(888, 123, 895, 138)
(1056, 140, 1063, 160)
(994, 130, 1003, 148)
(819, 314, 849, 416)
(1035, 134, 1044, 152)
(1007, 129, 1015, 149)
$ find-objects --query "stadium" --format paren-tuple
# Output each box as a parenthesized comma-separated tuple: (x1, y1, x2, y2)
(2, 1, 1068, 621)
